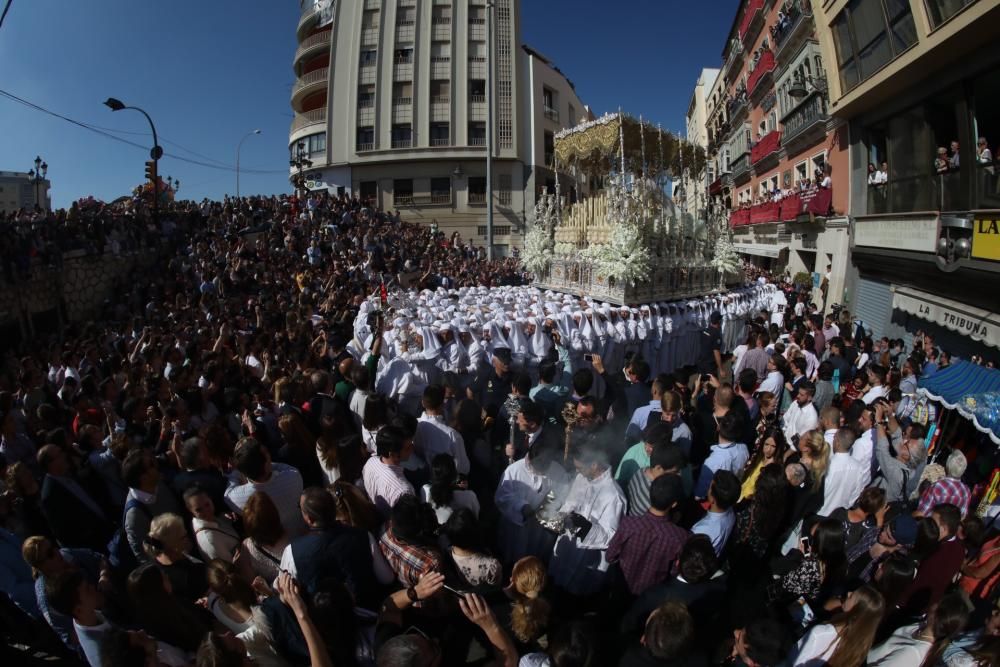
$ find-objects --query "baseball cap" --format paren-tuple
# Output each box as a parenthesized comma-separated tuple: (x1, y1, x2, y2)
(889, 514, 918, 547)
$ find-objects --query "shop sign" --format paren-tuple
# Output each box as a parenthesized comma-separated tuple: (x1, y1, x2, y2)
(854, 216, 938, 253)
(893, 286, 1000, 350)
(973, 217, 1000, 261)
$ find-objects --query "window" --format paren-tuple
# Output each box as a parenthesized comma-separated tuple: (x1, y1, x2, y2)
(758, 119, 767, 137)
(430, 122, 450, 146)
(392, 81, 413, 104)
(362, 10, 379, 29)
(543, 87, 558, 121)
(832, 0, 917, 92)
(358, 84, 375, 108)
(469, 79, 486, 102)
(393, 179, 413, 205)
(811, 152, 827, 179)
(360, 49, 378, 66)
(476, 226, 511, 236)
(925, 0, 976, 27)
(432, 5, 451, 24)
(769, 111, 777, 133)
(568, 104, 577, 127)
(544, 130, 554, 167)
(394, 48, 413, 64)
(469, 121, 486, 146)
(795, 161, 808, 185)
(360, 181, 377, 201)
(357, 126, 375, 151)
(468, 41, 486, 61)
(431, 80, 450, 103)
(293, 132, 326, 158)
(469, 6, 485, 24)
(468, 176, 486, 204)
(391, 124, 412, 148)
(972, 68, 1000, 207)
(498, 173, 512, 206)
(430, 42, 450, 60)
(396, 7, 415, 25)
(431, 177, 451, 203)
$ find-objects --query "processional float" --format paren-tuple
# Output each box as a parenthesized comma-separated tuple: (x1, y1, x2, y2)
(523, 112, 742, 305)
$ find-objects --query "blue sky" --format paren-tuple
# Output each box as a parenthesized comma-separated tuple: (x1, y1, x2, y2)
(0, 0, 736, 208)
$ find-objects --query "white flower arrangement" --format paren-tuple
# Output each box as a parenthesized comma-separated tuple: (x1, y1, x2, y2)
(710, 233, 741, 285)
(554, 242, 578, 257)
(521, 224, 554, 274)
(583, 223, 652, 286)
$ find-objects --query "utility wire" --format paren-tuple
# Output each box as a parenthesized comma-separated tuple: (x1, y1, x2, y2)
(0, 88, 288, 175)
(0, 0, 13, 31)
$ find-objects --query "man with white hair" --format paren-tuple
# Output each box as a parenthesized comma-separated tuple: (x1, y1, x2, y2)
(916, 449, 971, 517)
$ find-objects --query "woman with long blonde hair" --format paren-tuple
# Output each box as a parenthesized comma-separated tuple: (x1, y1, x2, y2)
(798, 429, 830, 492)
(791, 584, 885, 666)
(504, 556, 551, 653)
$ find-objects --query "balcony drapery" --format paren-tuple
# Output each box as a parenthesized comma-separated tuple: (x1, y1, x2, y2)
(751, 130, 781, 164)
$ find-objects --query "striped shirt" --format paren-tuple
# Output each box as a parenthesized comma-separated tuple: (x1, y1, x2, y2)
(626, 469, 653, 517)
(362, 457, 415, 519)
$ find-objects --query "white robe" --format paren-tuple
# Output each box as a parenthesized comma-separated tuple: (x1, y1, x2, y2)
(548, 468, 625, 596)
(494, 458, 570, 566)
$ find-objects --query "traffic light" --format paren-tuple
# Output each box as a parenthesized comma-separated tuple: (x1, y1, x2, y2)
(145, 160, 157, 184)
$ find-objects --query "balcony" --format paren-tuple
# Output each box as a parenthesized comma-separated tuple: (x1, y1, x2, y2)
(747, 49, 775, 99)
(781, 91, 828, 150)
(773, 0, 813, 64)
(291, 107, 327, 134)
(727, 89, 748, 124)
(544, 106, 560, 122)
(431, 56, 451, 78)
(430, 136, 451, 147)
(432, 21, 451, 40)
(723, 38, 745, 82)
(469, 135, 486, 147)
(359, 64, 376, 85)
(395, 24, 415, 42)
(395, 194, 453, 207)
(469, 20, 485, 40)
(751, 130, 781, 166)
(356, 142, 375, 152)
(391, 138, 412, 149)
(361, 27, 380, 46)
(468, 56, 487, 78)
(731, 152, 751, 184)
(356, 107, 375, 126)
(392, 62, 413, 81)
(298, 0, 318, 33)
(293, 67, 328, 97)
(469, 192, 487, 205)
(738, 0, 765, 45)
(709, 178, 723, 196)
(294, 30, 331, 64)
(431, 98, 450, 121)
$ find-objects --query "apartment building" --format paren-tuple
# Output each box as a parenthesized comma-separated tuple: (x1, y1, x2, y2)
(809, 0, 1000, 357)
(681, 68, 720, 224)
(705, 0, 853, 312)
(0, 171, 50, 213)
(289, 0, 588, 255)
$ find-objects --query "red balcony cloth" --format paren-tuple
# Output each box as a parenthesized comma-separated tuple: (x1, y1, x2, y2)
(779, 194, 802, 221)
(751, 131, 782, 164)
(800, 187, 833, 216)
(739, 0, 765, 39)
(709, 178, 723, 195)
(747, 50, 775, 95)
(730, 209, 751, 227)
(750, 201, 780, 224)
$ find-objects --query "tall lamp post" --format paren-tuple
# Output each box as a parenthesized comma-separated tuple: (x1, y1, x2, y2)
(485, 1, 495, 260)
(104, 97, 162, 225)
(27, 156, 48, 210)
(236, 129, 262, 199)
(289, 141, 313, 200)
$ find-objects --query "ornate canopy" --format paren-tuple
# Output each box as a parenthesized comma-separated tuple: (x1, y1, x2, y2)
(554, 112, 706, 178)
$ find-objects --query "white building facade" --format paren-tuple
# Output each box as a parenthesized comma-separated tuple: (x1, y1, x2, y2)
(289, 0, 588, 255)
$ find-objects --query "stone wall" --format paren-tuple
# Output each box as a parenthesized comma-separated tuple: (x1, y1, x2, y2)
(0, 250, 156, 340)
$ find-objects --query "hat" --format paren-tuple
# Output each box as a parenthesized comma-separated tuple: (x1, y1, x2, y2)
(889, 514, 918, 548)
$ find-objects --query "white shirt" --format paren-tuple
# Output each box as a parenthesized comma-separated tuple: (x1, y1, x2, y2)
(851, 428, 876, 488)
(420, 485, 481, 524)
(692, 509, 735, 556)
(225, 463, 305, 538)
(192, 516, 241, 563)
(862, 385, 888, 405)
(414, 413, 470, 475)
(759, 370, 785, 396)
(783, 400, 819, 445)
(495, 458, 570, 526)
(362, 457, 415, 519)
(867, 624, 931, 667)
(823, 429, 837, 447)
(791, 623, 839, 666)
(818, 452, 867, 516)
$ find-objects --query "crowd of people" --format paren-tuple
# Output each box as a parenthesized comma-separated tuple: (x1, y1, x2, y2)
(0, 190, 999, 667)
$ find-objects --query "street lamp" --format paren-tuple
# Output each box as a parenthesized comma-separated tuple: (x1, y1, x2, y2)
(236, 129, 262, 199)
(27, 155, 48, 211)
(104, 97, 162, 224)
(289, 141, 313, 200)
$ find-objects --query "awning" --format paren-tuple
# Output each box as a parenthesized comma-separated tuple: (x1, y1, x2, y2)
(918, 360, 1000, 444)
(733, 243, 781, 258)
(892, 285, 1000, 350)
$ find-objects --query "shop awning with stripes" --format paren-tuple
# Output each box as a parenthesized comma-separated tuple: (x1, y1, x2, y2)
(919, 360, 1000, 444)
(733, 243, 781, 258)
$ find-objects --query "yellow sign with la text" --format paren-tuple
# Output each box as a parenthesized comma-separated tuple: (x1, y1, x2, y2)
(973, 218, 1000, 261)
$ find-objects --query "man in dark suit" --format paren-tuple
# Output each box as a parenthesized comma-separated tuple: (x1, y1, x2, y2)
(170, 437, 228, 514)
(38, 444, 116, 552)
(505, 400, 562, 462)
